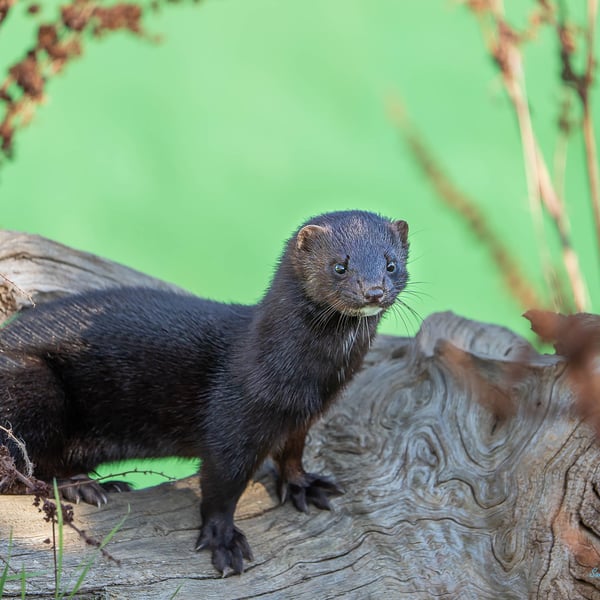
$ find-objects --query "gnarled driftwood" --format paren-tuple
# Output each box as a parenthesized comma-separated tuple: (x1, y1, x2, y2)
(0, 230, 599, 599)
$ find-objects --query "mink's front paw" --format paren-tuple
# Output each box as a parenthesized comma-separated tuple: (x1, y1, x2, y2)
(195, 521, 253, 575)
(57, 475, 132, 507)
(278, 472, 344, 513)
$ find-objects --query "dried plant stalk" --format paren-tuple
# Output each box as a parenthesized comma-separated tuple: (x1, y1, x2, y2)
(0, 0, 16, 26)
(467, 0, 590, 311)
(388, 98, 545, 311)
(525, 309, 600, 439)
(582, 101, 600, 255)
(581, 0, 600, 256)
(392, 0, 597, 312)
(555, 0, 600, 258)
(0, 0, 200, 161)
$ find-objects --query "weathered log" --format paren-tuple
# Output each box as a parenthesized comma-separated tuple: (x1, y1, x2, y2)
(0, 230, 599, 599)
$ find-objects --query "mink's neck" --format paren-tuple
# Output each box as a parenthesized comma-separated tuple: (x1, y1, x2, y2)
(257, 259, 379, 340)
(239, 261, 380, 412)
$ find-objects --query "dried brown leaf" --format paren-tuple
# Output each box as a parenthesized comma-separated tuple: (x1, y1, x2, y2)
(0, 0, 15, 25)
(9, 55, 44, 98)
(525, 310, 600, 438)
(61, 3, 93, 32)
(38, 24, 59, 51)
(436, 340, 520, 419)
(93, 4, 143, 35)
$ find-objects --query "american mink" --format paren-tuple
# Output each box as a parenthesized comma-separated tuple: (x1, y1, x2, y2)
(0, 210, 409, 574)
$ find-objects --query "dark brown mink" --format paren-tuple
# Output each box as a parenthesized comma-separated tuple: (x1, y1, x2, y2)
(0, 210, 409, 574)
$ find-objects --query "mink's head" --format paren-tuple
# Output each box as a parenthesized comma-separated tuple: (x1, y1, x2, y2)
(289, 210, 409, 317)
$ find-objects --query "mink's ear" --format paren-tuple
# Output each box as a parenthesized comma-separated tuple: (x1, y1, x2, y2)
(296, 224, 328, 252)
(392, 220, 409, 245)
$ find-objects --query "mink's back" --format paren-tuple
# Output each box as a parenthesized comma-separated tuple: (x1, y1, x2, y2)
(0, 288, 255, 464)
(1, 287, 252, 349)
(0, 287, 253, 371)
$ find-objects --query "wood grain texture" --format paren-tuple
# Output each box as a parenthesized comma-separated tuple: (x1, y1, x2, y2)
(0, 231, 599, 599)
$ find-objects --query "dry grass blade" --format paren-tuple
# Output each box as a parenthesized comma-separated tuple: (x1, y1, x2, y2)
(582, 0, 600, 257)
(463, 0, 591, 311)
(388, 97, 545, 311)
(558, 0, 600, 260)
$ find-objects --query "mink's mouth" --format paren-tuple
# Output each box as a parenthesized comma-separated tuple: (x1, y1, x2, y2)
(357, 305, 384, 317)
(336, 305, 385, 318)
(319, 288, 400, 318)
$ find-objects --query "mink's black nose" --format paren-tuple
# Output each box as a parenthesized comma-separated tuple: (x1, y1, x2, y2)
(364, 287, 384, 304)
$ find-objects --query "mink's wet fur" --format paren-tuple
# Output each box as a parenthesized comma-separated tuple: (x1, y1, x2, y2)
(0, 210, 409, 574)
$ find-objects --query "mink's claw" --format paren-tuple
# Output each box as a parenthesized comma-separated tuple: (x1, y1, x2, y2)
(278, 472, 344, 513)
(57, 475, 132, 507)
(57, 475, 108, 507)
(196, 522, 253, 575)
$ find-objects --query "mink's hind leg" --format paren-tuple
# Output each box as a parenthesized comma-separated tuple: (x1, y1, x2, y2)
(195, 459, 253, 575)
(0, 354, 128, 506)
(0, 354, 68, 480)
(274, 425, 344, 513)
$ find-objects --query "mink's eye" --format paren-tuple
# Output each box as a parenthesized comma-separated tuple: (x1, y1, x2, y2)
(334, 263, 347, 275)
(386, 261, 396, 273)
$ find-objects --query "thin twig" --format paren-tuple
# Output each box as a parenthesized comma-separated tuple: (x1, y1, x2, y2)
(0, 273, 36, 307)
(67, 521, 122, 565)
(553, 93, 572, 203)
(0, 424, 34, 478)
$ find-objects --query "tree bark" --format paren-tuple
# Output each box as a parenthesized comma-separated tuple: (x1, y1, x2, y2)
(0, 230, 599, 599)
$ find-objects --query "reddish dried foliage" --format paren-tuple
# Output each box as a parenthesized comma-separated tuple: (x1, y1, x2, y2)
(9, 55, 44, 99)
(559, 23, 592, 103)
(437, 339, 521, 420)
(458, 0, 598, 312)
(463, 0, 492, 13)
(61, 3, 91, 31)
(525, 310, 600, 438)
(38, 25, 83, 62)
(0, 0, 15, 25)
(391, 0, 598, 316)
(61, 2, 142, 34)
(439, 309, 600, 437)
(1, 426, 121, 562)
(94, 4, 143, 34)
(0, 0, 199, 160)
(0, 444, 17, 491)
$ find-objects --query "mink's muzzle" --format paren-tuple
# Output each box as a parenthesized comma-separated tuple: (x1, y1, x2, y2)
(364, 286, 385, 304)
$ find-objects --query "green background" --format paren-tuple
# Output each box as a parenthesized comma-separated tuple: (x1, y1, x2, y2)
(1, 1, 598, 487)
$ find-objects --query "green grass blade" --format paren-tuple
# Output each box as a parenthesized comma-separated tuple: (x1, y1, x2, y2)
(20, 564, 26, 600)
(67, 505, 130, 599)
(0, 529, 13, 598)
(52, 480, 64, 600)
(0, 563, 9, 597)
